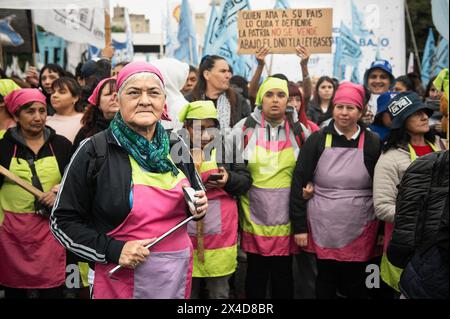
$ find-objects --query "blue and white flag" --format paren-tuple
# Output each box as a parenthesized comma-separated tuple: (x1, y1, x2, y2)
(206, 0, 255, 79)
(333, 22, 362, 81)
(174, 0, 198, 66)
(111, 9, 134, 66)
(165, 0, 181, 58)
(0, 15, 24, 47)
(203, 4, 218, 56)
(351, 65, 360, 84)
(351, 0, 370, 37)
(274, 0, 290, 9)
(431, 0, 449, 41)
(421, 28, 436, 85)
(433, 38, 449, 76)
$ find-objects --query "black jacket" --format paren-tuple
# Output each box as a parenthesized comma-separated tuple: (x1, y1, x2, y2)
(306, 101, 332, 127)
(0, 126, 72, 187)
(50, 128, 204, 265)
(289, 121, 382, 234)
(72, 115, 111, 152)
(399, 195, 448, 299)
(387, 150, 449, 268)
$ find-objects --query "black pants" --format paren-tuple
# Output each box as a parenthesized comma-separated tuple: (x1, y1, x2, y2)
(245, 253, 293, 299)
(315, 259, 368, 299)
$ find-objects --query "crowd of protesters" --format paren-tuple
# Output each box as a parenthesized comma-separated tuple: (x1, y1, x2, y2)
(0, 41, 448, 299)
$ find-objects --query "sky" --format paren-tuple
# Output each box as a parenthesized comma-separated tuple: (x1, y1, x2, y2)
(109, 0, 278, 34)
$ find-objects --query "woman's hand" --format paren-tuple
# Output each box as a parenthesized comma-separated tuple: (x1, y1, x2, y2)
(255, 45, 271, 66)
(119, 239, 155, 269)
(205, 167, 229, 190)
(295, 233, 308, 247)
(191, 190, 208, 219)
(38, 191, 56, 208)
(302, 183, 314, 200)
(361, 110, 374, 125)
(295, 45, 310, 66)
(51, 184, 61, 194)
(25, 66, 39, 87)
(101, 43, 115, 60)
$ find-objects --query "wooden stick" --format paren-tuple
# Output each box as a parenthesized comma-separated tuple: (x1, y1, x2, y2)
(104, 1, 112, 48)
(0, 164, 44, 198)
(192, 148, 205, 264)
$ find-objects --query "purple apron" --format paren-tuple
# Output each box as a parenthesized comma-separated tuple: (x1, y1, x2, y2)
(306, 132, 380, 261)
(93, 159, 193, 299)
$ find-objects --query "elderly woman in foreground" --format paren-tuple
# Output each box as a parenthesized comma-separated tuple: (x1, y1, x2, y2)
(50, 62, 207, 299)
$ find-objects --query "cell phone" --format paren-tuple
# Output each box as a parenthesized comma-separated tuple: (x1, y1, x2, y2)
(207, 173, 223, 182)
(183, 186, 197, 212)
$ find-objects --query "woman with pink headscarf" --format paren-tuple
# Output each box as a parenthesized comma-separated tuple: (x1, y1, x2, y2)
(289, 82, 382, 299)
(0, 88, 72, 298)
(50, 62, 208, 299)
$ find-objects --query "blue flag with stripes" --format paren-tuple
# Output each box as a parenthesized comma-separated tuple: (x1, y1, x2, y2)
(174, 0, 199, 66)
(351, 1, 370, 37)
(0, 15, 24, 47)
(421, 28, 436, 85)
(206, 0, 255, 79)
(333, 22, 362, 81)
(433, 38, 449, 77)
(203, 4, 218, 56)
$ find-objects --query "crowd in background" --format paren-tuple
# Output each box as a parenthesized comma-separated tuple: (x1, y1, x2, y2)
(0, 43, 448, 299)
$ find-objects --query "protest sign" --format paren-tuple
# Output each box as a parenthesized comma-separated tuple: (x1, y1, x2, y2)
(238, 8, 333, 54)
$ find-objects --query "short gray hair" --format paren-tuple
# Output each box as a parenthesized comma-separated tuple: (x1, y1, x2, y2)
(118, 72, 166, 97)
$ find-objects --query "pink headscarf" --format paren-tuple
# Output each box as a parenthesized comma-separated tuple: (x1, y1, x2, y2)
(4, 88, 47, 115)
(333, 81, 365, 110)
(116, 61, 164, 92)
(87, 76, 116, 106)
(115, 61, 170, 121)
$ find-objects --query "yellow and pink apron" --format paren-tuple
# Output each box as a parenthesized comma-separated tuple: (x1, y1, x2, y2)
(240, 115, 299, 256)
(381, 142, 439, 291)
(0, 144, 66, 288)
(306, 133, 380, 261)
(93, 156, 193, 299)
(187, 149, 238, 277)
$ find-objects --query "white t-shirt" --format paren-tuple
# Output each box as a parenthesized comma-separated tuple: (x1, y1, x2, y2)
(46, 113, 83, 144)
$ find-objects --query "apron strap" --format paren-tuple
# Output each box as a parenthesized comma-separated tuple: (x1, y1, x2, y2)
(358, 131, 365, 150)
(408, 141, 439, 162)
(325, 131, 365, 149)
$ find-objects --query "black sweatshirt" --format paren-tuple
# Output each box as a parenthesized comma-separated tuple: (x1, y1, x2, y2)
(289, 120, 381, 234)
(50, 128, 248, 265)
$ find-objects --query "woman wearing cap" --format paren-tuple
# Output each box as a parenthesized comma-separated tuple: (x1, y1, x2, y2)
(363, 60, 395, 124)
(50, 61, 208, 299)
(0, 79, 20, 139)
(373, 91, 442, 295)
(0, 88, 72, 298)
(179, 101, 251, 299)
(73, 77, 118, 150)
(230, 77, 304, 299)
(290, 82, 382, 299)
